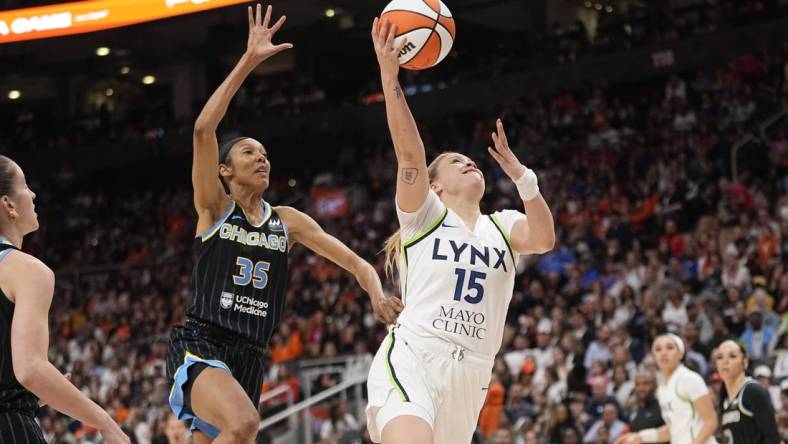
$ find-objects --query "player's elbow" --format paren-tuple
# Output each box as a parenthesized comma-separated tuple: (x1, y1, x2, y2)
(530, 234, 555, 254)
(539, 232, 556, 253)
(13, 358, 45, 392)
(193, 120, 216, 138)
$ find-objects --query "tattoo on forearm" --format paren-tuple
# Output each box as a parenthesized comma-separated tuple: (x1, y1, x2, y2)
(401, 168, 418, 185)
(394, 86, 402, 98)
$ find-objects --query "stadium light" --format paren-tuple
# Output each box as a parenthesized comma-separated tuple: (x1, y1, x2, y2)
(325, 8, 336, 18)
(96, 46, 110, 56)
(105, 88, 114, 96)
(120, 66, 130, 75)
(142, 75, 156, 85)
(7, 90, 20, 100)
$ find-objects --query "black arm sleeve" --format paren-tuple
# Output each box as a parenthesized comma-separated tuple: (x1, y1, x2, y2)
(743, 384, 780, 444)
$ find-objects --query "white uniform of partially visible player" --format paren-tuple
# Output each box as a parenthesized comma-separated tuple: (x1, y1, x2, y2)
(367, 17, 556, 444)
(616, 334, 719, 444)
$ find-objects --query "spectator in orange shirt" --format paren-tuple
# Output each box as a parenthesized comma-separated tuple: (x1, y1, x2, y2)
(478, 374, 506, 438)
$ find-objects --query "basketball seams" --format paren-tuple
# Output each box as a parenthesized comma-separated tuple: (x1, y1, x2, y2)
(402, 28, 437, 68)
(383, 0, 454, 69)
(421, 0, 440, 14)
(396, 28, 433, 64)
(382, 9, 438, 23)
(395, 26, 436, 36)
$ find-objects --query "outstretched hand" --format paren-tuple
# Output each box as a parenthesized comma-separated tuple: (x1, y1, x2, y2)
(371, 17, 407, 79)
(245, 4, 293, 64)
(487, 118, 527, 181)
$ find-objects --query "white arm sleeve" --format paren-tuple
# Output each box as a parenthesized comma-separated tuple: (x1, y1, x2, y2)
(678, 369, 710, 401)
(396, 190, 446, 242)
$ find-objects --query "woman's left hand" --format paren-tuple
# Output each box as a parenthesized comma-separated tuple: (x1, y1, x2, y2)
(488, 118, 527, 181)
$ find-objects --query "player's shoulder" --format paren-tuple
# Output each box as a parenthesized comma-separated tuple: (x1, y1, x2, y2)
(742, 380, 771, 403)
(0, 249, 52, 277)
(0, 250, 54, 301)
(272, 205, 300, 223)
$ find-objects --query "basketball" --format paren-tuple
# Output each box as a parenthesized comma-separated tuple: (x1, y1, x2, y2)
(381, 0, 456, 70)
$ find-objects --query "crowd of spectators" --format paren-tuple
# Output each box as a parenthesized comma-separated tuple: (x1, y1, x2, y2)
(18, 40, 788, 443)
(3, 0, 788, 156)
(2, 2, 788, 443)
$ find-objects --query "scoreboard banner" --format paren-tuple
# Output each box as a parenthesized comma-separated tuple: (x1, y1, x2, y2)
(0, 0, 249, 44)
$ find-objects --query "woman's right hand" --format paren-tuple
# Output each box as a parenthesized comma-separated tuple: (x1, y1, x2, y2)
(371, 17, 407, 80)
(245, 4, 293, 65)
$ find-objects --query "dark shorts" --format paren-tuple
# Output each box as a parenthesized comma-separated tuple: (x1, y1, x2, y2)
(165, 318, 267, 438)
(0, 410, 46, 444)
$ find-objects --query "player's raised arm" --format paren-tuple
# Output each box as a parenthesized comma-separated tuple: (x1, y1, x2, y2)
(192, 4, 292, 233)
(371, 18, 429, 213)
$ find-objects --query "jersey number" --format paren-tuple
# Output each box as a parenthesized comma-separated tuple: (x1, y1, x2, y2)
(453, 268, 486, 304)
(233, 257, 270, 289)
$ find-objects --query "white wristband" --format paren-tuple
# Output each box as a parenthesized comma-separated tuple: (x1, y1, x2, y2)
(637, 429, 659, 443)
(514, 167, 539, 201)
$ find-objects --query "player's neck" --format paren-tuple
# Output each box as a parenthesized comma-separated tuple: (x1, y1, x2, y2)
(661, 363, 681, 381)
(723, 373, 747, 398)
(0, 228, 22, 249)
(443, 196, 481, 230)
(231, 189, 265, 219)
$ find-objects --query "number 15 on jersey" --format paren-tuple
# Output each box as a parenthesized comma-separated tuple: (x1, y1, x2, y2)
(453, 268, 486, 304)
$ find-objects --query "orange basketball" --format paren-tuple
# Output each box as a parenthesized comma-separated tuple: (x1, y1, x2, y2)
(380, 0, 456, 70)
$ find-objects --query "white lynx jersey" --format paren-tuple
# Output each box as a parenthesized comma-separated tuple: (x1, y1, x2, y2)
(395, 190, 526, 357)
(656, 365, 718, 444)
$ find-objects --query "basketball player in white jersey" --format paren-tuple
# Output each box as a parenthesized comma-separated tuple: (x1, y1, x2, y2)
(615, 334, 718, 444)
(366, 18, 556, 444)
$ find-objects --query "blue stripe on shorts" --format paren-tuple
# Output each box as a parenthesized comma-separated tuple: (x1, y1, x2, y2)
(168, 352, 230, 439)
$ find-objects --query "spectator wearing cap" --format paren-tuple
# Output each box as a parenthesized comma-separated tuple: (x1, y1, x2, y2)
(624, 371, 665, 440)
(754, 365, 782, 410)
(741, 310, 777, 361)
(583, 402, 627, 443)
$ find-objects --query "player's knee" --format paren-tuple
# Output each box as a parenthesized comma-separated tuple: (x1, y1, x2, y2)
(224, 408, 259, 441)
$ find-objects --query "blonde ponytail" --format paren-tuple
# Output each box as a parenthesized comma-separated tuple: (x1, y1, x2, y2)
(383, 230, 402, 277)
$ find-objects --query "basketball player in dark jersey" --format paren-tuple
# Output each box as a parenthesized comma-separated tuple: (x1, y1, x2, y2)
(165, 5, 403, 443)
(0, 156, 129, 444)
(714, 340, 779, 444)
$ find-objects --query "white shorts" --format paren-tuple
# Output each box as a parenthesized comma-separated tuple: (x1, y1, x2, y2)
(366, 324, 494, 444)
